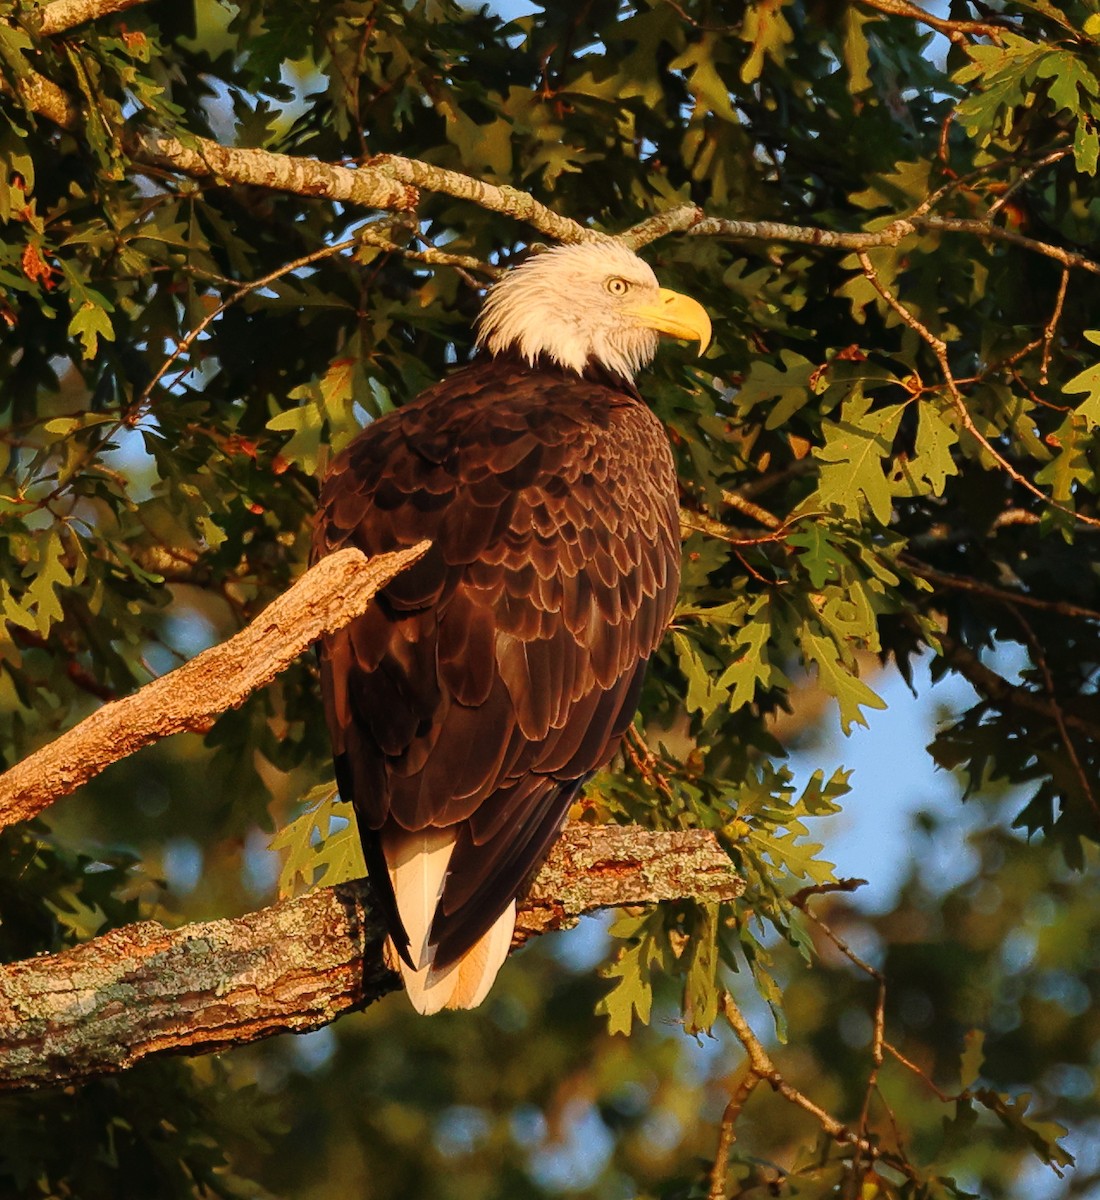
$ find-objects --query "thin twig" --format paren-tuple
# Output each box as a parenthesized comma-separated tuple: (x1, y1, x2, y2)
(688, 212, 1100, 278)
(1040, 267, 1069, 385)
(126, 236, 360, 423)
(624, 724, 679, 808)
(904, 557, 1100, 623)
(1005, 603, 1100, 825)
(707, 1067, 760, 1200)
(987, 149, 1073, 220)
(789, 878, 868, 907)
(884, 1042, 954, 1103)
(718, 992, 916, 1178)
(721, 488, 785, 530)
(856, 251, 1100, 531)
(936, 630, 1100, 742)
(791, 894, 888, 1183)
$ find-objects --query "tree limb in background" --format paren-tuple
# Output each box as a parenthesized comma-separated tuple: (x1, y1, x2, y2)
(0, 824, 743, 1092)
(6, 33, 1097, 272)
(0, 543, 430, 831)
(33, 0, 150, 36)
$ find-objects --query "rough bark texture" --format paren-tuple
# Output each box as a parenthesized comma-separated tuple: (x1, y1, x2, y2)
(35, 0, 148, 35)
(0, 544, 429, 830)
(0, 824, 742, 1091)
(136, 132, 419, 214)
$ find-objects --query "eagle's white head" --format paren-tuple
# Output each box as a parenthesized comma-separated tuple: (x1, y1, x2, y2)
(475, 239, 711, 382)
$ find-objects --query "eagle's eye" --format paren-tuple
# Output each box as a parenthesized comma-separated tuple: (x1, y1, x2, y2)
(606, 277, 630, 297)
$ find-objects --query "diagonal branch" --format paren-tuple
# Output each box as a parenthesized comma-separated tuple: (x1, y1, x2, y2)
(936, 630, 1100, 741)
(855, 0, 1006, 41)
(0, 543, 430, 831)
(0, 824, 743, 1092)
(0, 56, 586, 240)
(33, 0, 151, 36)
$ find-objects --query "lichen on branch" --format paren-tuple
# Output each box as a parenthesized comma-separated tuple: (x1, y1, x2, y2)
(0, 825, 742, 1091)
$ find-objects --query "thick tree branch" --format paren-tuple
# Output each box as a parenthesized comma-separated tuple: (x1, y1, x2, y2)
(0, 544, 429, 831)
(34, 0, 149, 36)
(136, 132, 419, 214)
(0, 66, 419, 210)
(0, 823, 743, 1091)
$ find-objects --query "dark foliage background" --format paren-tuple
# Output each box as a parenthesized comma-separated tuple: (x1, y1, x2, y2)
(3, 0, 1100, 1195)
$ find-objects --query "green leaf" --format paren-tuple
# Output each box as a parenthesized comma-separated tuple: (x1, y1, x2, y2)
(269, 783, 366, 898)
(267, 395, 324, 476)
(787, 525, 848, 589)
(972, 1089, 1075, 1173)
(672, 630, 727, 719)
(812, 389, 906, 524)
(66, 298, 115, 359)
(597, 911, 671, 1036)
(739, 0, 794, 84)
(669, 35, 738, 123)
(1074, 116, 1100, 175)
(25, 530, 72, 636)
(893, 403, 960, 498)
(715, 604, 773, 709)
(681, 903, 721, 1034)
(842, 9, 873, 94)
(799, 627, 886, 733)
(1063, 334, 1100, 429)
(955, 36, 1047, 145)
(959, 1028, 985, 1090)
(1035, 51, 1100, 114)
(735, 349, 817, 426)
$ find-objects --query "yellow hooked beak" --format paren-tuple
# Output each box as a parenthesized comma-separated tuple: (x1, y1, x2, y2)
(627, 288, 712, 355)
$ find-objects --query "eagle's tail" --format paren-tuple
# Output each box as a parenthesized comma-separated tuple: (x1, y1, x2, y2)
(383, 828, 515, 1014)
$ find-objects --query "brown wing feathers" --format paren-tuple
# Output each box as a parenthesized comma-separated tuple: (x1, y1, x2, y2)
(312, 352, 680, 980)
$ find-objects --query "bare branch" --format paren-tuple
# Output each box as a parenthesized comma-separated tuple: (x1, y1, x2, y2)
(4, 65, 80, 128)
(0, 544, 430, 831)
(0, 66, 419, 208)
(690, 215, 919, 251)
(620, 205, 706, 250)
(916, 215, 1100, 277)
(707, 1067, 760, 1200)
(0, 824, 743, 1091)
(936, 630, 1100, 742)
(135, 131, 418, 213)
(855, 0, 1007, 41)
(1007, 604, 1100, 823)
(906, 556, 1100, 623)
(366, 153, 592, 243)
(689, 213, 1100, 277)
(718, 992, 916, 1180)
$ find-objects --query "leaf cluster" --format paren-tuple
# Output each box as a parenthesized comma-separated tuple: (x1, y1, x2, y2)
(4, 0, 1100, 1196)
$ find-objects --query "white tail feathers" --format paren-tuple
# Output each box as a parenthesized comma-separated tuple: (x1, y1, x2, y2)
(383, 828, 516, 1014)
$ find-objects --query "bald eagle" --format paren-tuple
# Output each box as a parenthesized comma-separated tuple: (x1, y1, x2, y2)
(312, 239, 710, 1013)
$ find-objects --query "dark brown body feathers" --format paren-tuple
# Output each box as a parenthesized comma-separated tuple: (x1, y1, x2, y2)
(312, 351, 680, 969)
